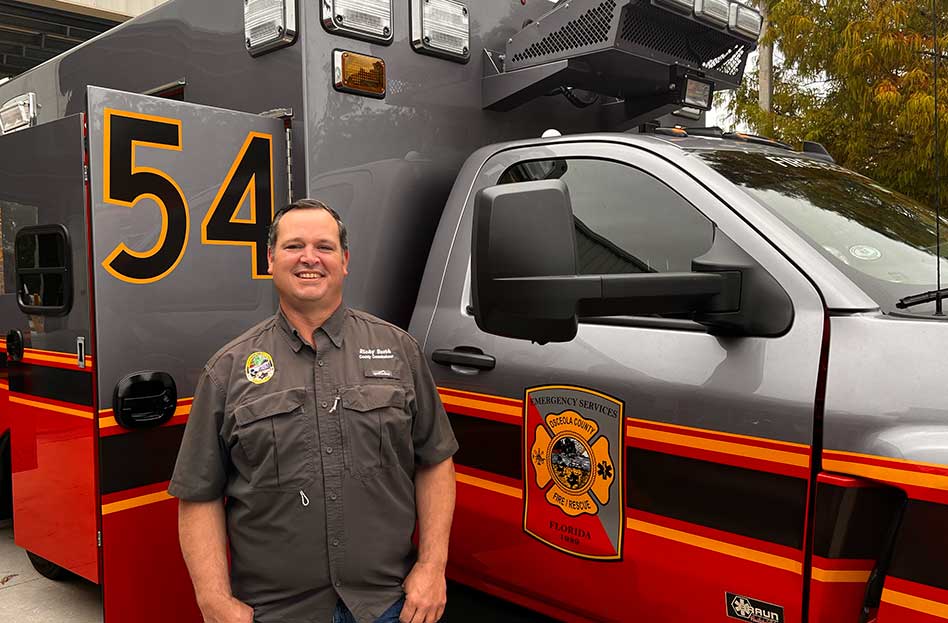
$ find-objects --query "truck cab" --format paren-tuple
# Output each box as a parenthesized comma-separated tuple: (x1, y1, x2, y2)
(436, 131, 947, 622)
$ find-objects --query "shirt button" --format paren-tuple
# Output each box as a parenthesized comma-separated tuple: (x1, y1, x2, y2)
(318, 360, 325, 367)
(325, 446, 333, 454)
(321, 401, 328, 408)
(334, 580, 342, 587)
(332, 538, 339, 547)
(329, 492, 337, 501)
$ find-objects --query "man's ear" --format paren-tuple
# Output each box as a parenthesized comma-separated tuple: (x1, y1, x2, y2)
(267, 247, 274, 275)
(342, 249, 349, 276)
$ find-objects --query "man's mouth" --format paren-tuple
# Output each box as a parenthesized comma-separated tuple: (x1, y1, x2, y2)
(295, 271, 325, 280)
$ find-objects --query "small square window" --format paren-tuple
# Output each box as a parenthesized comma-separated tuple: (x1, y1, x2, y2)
(15, 225, 72, 315)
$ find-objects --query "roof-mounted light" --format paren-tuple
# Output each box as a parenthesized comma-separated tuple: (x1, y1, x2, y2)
(728, 2, 762, 39)
(652, 0, 693, 14)
(694, 0, 729, 27)
(680, 75, 714, 110)
(244, 0, 297, 57)
(411, 0, 470, 63)
(0, 93, 37, 135)
(323, 0, 393, 44)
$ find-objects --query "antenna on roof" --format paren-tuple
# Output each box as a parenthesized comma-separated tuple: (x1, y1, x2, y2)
(935, 0, 944, 315)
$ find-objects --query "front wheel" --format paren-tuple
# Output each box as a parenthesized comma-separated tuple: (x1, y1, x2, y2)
(27, 551, 72, 581)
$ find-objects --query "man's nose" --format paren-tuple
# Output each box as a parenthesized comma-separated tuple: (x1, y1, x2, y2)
(299, 246, 321, 265)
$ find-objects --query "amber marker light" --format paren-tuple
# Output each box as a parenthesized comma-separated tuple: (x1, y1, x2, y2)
(333, 50, 386, 99)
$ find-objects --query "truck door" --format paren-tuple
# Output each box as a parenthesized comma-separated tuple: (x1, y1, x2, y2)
(85, 86, 287, 623)
(0, 114, 99, 584)
(423, 142, 827, 622)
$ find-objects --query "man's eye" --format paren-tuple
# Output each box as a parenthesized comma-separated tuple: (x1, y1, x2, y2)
(318, 246, 334, 252)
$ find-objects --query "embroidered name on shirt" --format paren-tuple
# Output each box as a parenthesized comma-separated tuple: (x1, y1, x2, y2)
(359, 348, 395, 361)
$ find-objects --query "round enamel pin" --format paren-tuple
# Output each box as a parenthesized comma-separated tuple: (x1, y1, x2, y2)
(245, 351, 275, 384)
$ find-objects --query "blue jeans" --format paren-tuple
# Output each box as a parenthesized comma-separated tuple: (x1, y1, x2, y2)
(333, 597, 405, 623)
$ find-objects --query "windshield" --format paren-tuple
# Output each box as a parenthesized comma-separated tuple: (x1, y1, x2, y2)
(694, 149, 948, 315)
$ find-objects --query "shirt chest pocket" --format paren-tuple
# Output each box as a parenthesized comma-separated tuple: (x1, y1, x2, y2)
(233, 388, 315, 490)
(341, 384, 411, 479)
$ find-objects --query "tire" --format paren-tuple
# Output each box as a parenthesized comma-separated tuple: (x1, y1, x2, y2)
(26, 551, 72, 581)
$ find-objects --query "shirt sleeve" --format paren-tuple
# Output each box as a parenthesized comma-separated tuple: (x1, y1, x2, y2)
(407, 339, 459, 466)
(168, 368, 229, 501)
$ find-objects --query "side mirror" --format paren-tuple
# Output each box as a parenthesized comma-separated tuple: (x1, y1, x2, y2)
(471, 180, 727, 342)
(471, 180, 796, 342)
(471, 180, 590, 342)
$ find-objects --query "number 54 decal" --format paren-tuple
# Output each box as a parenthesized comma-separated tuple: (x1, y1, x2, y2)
(102, 108, 275, 284)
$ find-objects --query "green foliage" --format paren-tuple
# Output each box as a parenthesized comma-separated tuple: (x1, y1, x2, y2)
(726, 0, 948, 206)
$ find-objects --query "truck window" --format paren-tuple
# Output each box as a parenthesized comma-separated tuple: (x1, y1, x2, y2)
(695, 149, 948, 315)
(14, 225, 72, 315)
(498, 158, 714, 275)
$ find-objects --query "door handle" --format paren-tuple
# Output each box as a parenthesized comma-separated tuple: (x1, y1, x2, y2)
(431, 347, 496, 371)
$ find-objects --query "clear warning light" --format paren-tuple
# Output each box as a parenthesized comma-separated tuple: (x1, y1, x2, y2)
(729, 2, 762, 39)
(324, 0, 393, 43)
(244, 0, 297, 57)
(694, 0, 729, 26)
(412, 0, 470, 62)
(333, 50, 386, 99)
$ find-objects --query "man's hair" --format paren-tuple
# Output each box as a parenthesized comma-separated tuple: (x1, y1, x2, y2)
(268, 199, 348, 252)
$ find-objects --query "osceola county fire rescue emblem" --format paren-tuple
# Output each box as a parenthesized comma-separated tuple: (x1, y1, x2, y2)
(245, 351, 275, 384)
(524, 385, 624, 560)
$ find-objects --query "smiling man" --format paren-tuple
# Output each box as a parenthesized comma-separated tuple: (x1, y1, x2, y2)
(169, 199, 458, 623)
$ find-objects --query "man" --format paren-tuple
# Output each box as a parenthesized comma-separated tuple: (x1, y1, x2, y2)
(169, 199, 458, 623)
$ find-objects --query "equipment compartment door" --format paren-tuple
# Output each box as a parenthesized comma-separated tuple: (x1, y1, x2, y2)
(0, 114, 99, 584)
(85, 86, 288, 623)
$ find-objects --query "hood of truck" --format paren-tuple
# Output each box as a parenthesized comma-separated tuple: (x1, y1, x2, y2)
(823, 312, 948, 468)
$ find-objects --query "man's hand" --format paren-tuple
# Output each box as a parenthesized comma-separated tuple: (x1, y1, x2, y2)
(400, 561, 446, 623)
(198, 594, 254, 623)
(179, 500, 252, 623)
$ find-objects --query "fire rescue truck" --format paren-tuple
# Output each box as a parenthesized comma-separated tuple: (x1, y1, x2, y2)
(0, 0, 946, 622)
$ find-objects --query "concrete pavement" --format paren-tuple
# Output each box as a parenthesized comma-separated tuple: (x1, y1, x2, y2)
(0, 522, 102, 623)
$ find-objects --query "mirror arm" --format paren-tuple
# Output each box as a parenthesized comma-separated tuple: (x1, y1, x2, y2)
(602, 272, 725, 299)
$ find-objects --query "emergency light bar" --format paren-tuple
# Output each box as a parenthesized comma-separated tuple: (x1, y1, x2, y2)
(323, 0, 394, 44)
(0, 93, 37, 135)
(244, 0, 297, 57)
(694, 0, 729, 27)
(729, 3, 762, 40)
(486, 0, 754, 116)
(652, 0, 761, 38)
(411, 0, 471, 63)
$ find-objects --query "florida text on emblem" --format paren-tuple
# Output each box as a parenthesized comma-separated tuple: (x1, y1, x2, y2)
(245, 351, 275, 384)
(524, 385, 624, 560)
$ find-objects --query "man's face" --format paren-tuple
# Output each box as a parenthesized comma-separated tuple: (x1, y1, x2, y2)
(267, 208, 349, 312)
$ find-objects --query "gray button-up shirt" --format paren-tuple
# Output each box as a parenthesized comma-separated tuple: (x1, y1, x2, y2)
(169, 305, 458, 623)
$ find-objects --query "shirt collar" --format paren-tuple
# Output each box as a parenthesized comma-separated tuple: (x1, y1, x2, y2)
(276, 304, 347, 352)
(320, 303, 346, 349)
(276, 309, 305, 353)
